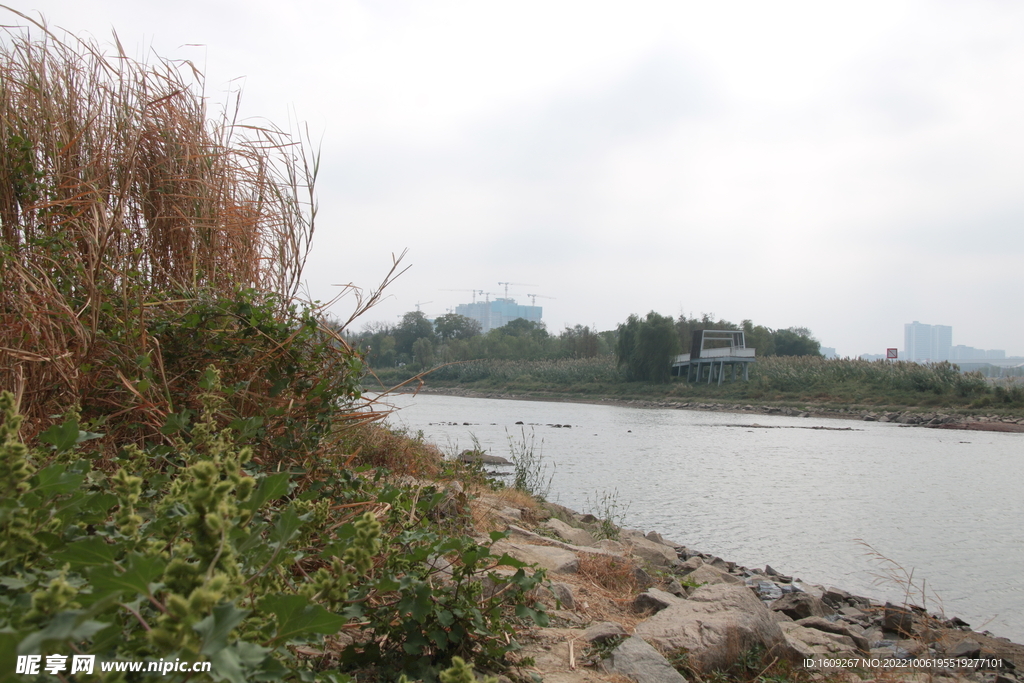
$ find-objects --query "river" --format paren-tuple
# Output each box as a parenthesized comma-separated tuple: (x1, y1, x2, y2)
(381, 392, 1024, 642)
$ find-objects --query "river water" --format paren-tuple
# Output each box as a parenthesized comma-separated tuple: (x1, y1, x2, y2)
(382, 393, 1024, 642)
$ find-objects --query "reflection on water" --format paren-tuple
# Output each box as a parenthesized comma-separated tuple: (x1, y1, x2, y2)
(384, 393, 1024, 642)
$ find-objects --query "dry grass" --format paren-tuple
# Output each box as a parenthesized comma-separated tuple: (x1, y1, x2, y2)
(0, 10, 320, 435)
(0, 10, 415, 463)
(577, 553, 639, 596)
(341, 423, 445, 477)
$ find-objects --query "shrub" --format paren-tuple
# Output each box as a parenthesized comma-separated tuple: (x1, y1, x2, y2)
(0, 382, 547, 682)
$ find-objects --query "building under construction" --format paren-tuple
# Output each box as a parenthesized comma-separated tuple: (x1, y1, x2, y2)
(455, 298, 542, 334)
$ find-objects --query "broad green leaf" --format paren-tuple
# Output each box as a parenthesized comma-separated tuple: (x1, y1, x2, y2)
(260, 594, 347, 643)
(160, 409, 193, 435)
(17, 611, 109, 655)
(38, 419, 79, 453)
(33, 464, 84, 497)
(229, 416, 264, 441)
(241, 472, 291, 512)
(75, 429, 104, 444)
(52, 537, 116, 569)
(493, 553, 527, 569)
(195, 603, 251, 656)
(89, 553, 166, 597)
(268, 505, 305, 547)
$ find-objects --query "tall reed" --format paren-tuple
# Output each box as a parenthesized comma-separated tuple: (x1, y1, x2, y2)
(0, 11, 354, 450)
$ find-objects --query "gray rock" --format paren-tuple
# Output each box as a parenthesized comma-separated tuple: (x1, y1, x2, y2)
(948, 639, 982, 659)
(634, 583, 787, 673)
(684, 564, 743, 587)
(677, 556, 704, 575)
(547, 581, 576, 610)
(490, 540, 579, 574)
(796, 617, 870, 653)
(752, 580, 783, 601)
(458, 450, 511, 465)
(634, 588, 686, 614)
(822, 587, 851, 608)
(603, 636, 689, 683)
(544, 517, 597, 547)
(883, 602, 914, 636)
(780, 621, 859, 661)
(624, 535, 684, 568)
(771, 592, 831, 620)
(583, 621, 628, 644)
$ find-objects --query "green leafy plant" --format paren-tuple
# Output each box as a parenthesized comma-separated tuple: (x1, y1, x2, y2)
(0, 378, 548, 683)
(505, 427, 554, 500)
(583, 489, 630, 541)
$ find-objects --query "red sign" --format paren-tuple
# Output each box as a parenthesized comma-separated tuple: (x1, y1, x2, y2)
(887, 348, 898, 359)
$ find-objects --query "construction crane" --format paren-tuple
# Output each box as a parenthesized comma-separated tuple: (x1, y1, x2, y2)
(497, 282, 537, 298)
(526, 293, 556, 307)
(414, 300, 432, 312)
(439, 288, 484, 303)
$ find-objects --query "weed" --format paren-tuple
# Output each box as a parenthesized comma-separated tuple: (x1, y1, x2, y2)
(505, 427, 554, 500)
(583, 488, 630, 540)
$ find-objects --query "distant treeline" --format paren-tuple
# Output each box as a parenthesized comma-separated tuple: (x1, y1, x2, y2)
(346, 310, 822, 381)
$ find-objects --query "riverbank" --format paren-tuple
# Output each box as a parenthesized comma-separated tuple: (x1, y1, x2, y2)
(466, 486, 1024, 683)
(394, 385, 1024, 432)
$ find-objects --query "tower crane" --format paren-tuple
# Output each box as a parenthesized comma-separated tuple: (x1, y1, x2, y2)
(414, 301, 432, 312)
(526, 293, 556, 307)
(440, 289, 484, 303)
(497, 282, 537, 299)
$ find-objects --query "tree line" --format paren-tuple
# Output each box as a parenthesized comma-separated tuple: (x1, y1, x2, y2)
(347, 309, 821, 382)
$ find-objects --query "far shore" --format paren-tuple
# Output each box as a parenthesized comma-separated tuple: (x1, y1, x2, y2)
(385, 384, 1024, 433)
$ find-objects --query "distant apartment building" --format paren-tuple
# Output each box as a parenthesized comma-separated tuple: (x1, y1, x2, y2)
(455, 298, 542, 333)
(951, 345, 1006, 360)
(904, 321, 936, 361)
(904, 321, 1005, 362)
(820, 347, 837, 359)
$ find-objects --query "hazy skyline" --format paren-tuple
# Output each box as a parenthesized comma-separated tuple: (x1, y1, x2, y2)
(12, 1, 1024, 357)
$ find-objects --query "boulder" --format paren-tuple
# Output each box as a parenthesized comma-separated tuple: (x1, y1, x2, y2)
(623, 535, 683, 568)
(822, 587, 852, 608)
(544, 518, 596, 547)
(583, 621, 628, 644)
(634, 588, 686, 614)
(883, 602, 915, 636)
(539, 581, 576, 610)
(685, 564, 743, 587)
(491, 540, 579, 574)
(677, 556, 704, 575)
(603, 636, 689, 683)
(779, 621, 860, 661)
(796, 617, 870, 653)
(948, 639, 982, 659)
(771, 592, 831, 620)
(458, 450, 511, 465)
(634, 583, 788, 673)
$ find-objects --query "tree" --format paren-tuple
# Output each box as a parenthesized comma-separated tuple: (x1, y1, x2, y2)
(393, 311, 435, 357)
(773, 327, 821, 357)
(412, 336, 434, 368)
(559, 325, 600, 358)
(617, 312, 681, 383)
(433, 313, 481, 341)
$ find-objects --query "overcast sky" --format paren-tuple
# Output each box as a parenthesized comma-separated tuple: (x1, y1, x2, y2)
(12, 1, 1024, 357)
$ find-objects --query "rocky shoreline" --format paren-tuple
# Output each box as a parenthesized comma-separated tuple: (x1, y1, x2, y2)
(465, 487, 1024, 683)
(398, 386, 1024, 433)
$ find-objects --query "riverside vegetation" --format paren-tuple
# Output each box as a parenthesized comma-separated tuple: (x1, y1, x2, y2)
(358, 313, 1023, 417)
(2, 11, 1021, 683)
(0, 16, 545, 682)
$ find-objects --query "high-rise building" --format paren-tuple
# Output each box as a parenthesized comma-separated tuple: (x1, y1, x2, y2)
(931, 325, 952, 361)
(904, 321, 955, 362)
(455, 298, 542, 333)
(904, 321, 934, 362)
